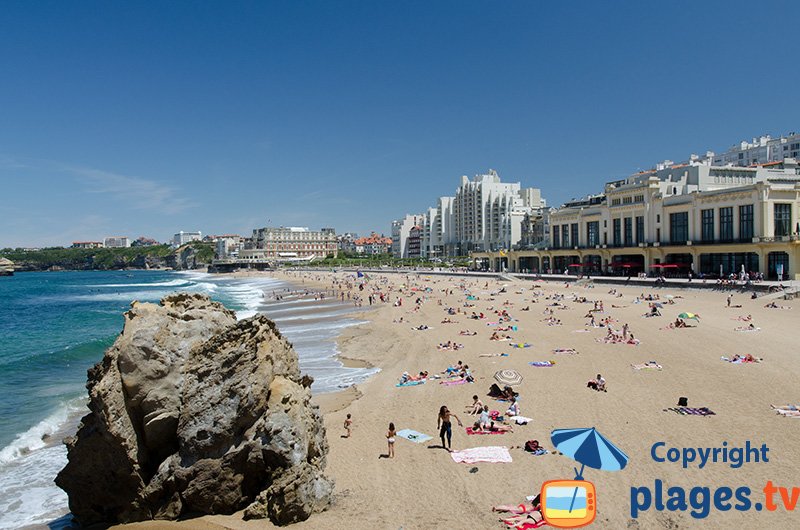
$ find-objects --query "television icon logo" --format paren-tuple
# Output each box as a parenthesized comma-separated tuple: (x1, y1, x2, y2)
(540, 479, 597, 528)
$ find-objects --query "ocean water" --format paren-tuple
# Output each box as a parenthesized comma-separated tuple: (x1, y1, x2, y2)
(0, 270, 378, 529)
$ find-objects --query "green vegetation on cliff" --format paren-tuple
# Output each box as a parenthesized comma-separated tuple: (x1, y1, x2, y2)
(0, 243, 215, 271)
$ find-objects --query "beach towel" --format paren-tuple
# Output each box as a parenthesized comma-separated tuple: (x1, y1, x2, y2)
(631, 362, 662, 370)
(440, 379, 468, 386)
(396, 380, 425, 387)
(528, 361, 555, 367)
(665, 407, 715, 416)
(572, 329, 591, 333)
(466, 427, 507, 435)
(508, 415, 533, 425)
(396, 429, 433, 443)
(510, 343, 532, 348)
(734, 327, 761, 332)
(451, 446, 512, 464)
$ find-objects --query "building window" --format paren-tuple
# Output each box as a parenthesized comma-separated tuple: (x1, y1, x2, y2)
(774, 203, 792, 237)
(635, 216, 644, 244)
(719, 207, 733, 242)
(587, 221, 599, 247)
(634, 194, 644, 203)
(624, 217, 633, 246)
(669, 212, 689, 244)
(552, 227, 560, 249)
(701, 209, 714, 242)
(613, 218, 621, 246)
(623, 196, 632, 204)
(739, 204, 754, 241)
(611, 198, 621, 206)
(571, 223, 579, 248)
(768, 252, 790, 280)
(656, 214, 660, 223)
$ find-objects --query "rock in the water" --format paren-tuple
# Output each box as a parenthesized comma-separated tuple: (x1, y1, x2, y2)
(55, 293, 333, 526)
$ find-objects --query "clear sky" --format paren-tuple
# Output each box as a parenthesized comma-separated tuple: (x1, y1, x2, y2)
(2, 0, 799, 247)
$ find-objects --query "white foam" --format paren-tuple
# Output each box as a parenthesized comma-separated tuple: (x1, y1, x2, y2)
(93, 279, 193, 288)
(0, 399, 86, 529)
(0, 444, 69, 529)
(0, 398, 85, 465)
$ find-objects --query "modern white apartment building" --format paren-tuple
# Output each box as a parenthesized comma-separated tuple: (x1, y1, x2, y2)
(450, 170, 545, 255)
(391, 170, 546, 258)
(391, 214, 425, 258)
(173, 231, 202, 248)
(103, 236, 130, 248)
(474, 159, 800, 279)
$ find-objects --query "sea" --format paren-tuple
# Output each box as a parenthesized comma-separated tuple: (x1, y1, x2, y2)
(0, 269, 378, 529)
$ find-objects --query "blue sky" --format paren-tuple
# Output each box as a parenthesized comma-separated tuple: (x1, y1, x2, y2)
(2, 1, 799, 247)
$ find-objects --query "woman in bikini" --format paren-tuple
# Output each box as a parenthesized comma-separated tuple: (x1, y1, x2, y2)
(437, 405, 462, 451)
(386, 422, 396, 458)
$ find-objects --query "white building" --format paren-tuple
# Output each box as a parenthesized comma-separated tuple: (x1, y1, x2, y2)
(215, 235, 242, 259)
(103, 236, 130, 248)
(391, 214, 425, 258)
(449, 170, 545, 255)
(700, 133, 800, 167)
(391, 170, 546, 258)
(173, 231, 202, 248)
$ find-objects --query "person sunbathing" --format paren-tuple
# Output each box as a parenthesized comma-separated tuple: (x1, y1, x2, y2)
(473, 421, 513, 433)
(459, 330, 477, 336)
(440, 317, 454, 324)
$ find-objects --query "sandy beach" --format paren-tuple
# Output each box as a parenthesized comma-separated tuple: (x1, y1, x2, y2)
(117, 269, 799, 530)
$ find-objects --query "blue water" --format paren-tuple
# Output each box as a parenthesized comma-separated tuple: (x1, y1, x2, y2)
(0, 270, 377, 529)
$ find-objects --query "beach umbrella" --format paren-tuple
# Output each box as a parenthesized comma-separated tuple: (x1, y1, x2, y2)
(494, 369, 523, 386)
(550, 427, 630, 512)
(678, 312, 699, 320)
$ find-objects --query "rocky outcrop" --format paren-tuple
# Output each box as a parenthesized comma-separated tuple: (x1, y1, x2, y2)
(56, 293, 332, 526)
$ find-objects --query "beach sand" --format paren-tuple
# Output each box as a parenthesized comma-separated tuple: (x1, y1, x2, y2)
(115, 270, 799, 529)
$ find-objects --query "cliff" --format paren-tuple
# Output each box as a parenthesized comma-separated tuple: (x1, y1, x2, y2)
(55, 293, 333, 526)
(1, 243, 214, 272)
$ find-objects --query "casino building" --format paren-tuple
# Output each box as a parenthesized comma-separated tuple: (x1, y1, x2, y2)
(472, 159, 800, 280)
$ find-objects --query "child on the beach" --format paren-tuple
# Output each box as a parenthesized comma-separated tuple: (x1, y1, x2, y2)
(386, 422, 396, 458)
(344, 414, 352, 438)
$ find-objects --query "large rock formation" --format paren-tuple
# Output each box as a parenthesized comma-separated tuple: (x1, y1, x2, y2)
(56, 293, 332, 526)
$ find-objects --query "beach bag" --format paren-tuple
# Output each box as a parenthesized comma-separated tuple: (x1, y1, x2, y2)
(678, 397, 688, 406)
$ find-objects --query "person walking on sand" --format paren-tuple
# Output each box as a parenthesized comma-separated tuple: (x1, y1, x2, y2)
(386, 422, 396, 458)
(437, 405, 462, 451)
(344, 413, 352, 438)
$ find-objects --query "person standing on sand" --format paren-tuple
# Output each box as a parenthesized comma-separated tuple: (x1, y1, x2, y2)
(437, 405, 462, 451)
(386, 422, 396, 458)
(344, 413, 352, 438)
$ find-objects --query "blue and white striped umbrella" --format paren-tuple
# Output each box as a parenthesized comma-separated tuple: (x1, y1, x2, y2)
(551, 427, 629, 474)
